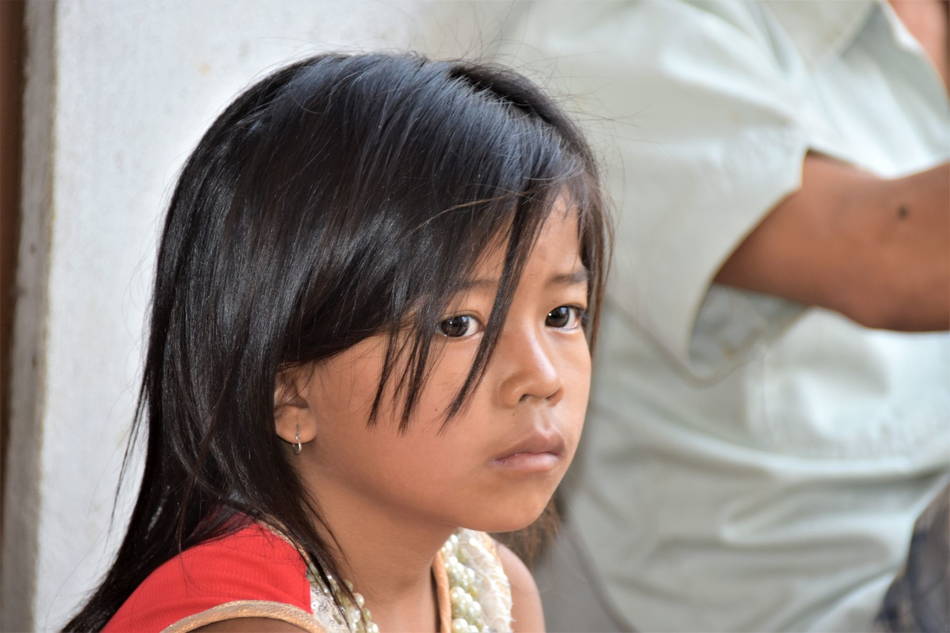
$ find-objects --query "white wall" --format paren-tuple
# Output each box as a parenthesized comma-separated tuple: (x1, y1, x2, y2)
(2, 2, 518, 629)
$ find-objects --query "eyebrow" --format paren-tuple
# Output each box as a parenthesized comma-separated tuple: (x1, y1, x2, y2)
(458, 267, 590, 291)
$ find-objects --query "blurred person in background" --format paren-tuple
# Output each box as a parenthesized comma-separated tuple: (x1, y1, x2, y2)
(488, 0, 949, 631)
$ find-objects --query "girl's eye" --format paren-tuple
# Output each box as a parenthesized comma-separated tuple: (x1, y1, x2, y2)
(546, 305, 587, 330)
(438, 314, 482, 338)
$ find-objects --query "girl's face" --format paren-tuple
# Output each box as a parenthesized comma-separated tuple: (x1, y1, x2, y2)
(287, 205, 590, 533)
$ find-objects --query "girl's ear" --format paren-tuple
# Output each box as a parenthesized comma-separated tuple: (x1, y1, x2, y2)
(274, 365, 318, 450)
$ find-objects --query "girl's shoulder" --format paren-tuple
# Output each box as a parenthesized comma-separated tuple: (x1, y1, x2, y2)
(104, 522, 319, 633)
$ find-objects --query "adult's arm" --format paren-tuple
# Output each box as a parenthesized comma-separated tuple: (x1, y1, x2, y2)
(715, 155, 949, 331)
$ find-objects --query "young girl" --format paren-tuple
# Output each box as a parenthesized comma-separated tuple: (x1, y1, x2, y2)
(65, 52, 609, 633)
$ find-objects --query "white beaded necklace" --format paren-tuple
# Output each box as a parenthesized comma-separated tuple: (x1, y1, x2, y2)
(442, 533, 489, 633)
(307, 532, 488, 633)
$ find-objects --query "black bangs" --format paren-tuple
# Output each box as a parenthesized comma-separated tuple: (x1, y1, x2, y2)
(223, 54, 604, 428)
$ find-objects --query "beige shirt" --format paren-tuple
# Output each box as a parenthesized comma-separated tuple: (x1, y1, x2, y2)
(490, 1, 950, 631)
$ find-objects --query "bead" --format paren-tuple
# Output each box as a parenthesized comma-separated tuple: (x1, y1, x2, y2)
(452, 618, 469, 633)
(366, 623, 380, 633)
(447, 563, 465, 584)
(354, 592, 365, 608)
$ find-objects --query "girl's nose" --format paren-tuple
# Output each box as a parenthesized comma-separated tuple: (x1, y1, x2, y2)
(497, 326, 564, 408)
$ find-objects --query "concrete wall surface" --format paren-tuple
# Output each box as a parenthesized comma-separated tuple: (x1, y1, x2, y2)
(1, 1, 520, 629)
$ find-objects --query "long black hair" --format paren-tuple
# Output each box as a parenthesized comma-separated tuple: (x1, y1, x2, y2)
(65, 52, 610, 631)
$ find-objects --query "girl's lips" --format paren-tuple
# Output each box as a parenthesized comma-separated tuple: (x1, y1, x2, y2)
(491, 451, 561, 472)
(491, 428, 566, 471)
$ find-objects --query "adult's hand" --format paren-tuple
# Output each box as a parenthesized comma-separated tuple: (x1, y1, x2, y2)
(715, 154, 949, 331)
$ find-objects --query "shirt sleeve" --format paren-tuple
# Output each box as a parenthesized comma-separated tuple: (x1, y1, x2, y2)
(496, 0, 812, 377)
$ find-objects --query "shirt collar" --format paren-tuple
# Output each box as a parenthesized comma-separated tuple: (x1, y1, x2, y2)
(760, 0, 878, 67)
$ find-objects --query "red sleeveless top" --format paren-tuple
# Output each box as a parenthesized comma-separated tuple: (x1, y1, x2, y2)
(103, 522, 501, 632)
(104, 523, 314, 632)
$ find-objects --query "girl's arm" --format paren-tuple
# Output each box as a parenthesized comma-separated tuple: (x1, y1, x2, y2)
(195, 618, 312, 632)
(497, 543, 546, 633)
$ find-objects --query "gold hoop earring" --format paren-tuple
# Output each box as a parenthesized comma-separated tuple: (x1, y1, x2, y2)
(293, 425, 302, 455)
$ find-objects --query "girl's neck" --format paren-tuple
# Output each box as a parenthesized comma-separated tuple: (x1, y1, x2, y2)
(312, 475, 456, 632)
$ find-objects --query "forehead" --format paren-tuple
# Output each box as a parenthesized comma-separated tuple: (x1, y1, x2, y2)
(471, 200, 583, 282)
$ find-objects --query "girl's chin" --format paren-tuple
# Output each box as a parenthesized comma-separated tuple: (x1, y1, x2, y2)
(457, 501, 552, 534)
